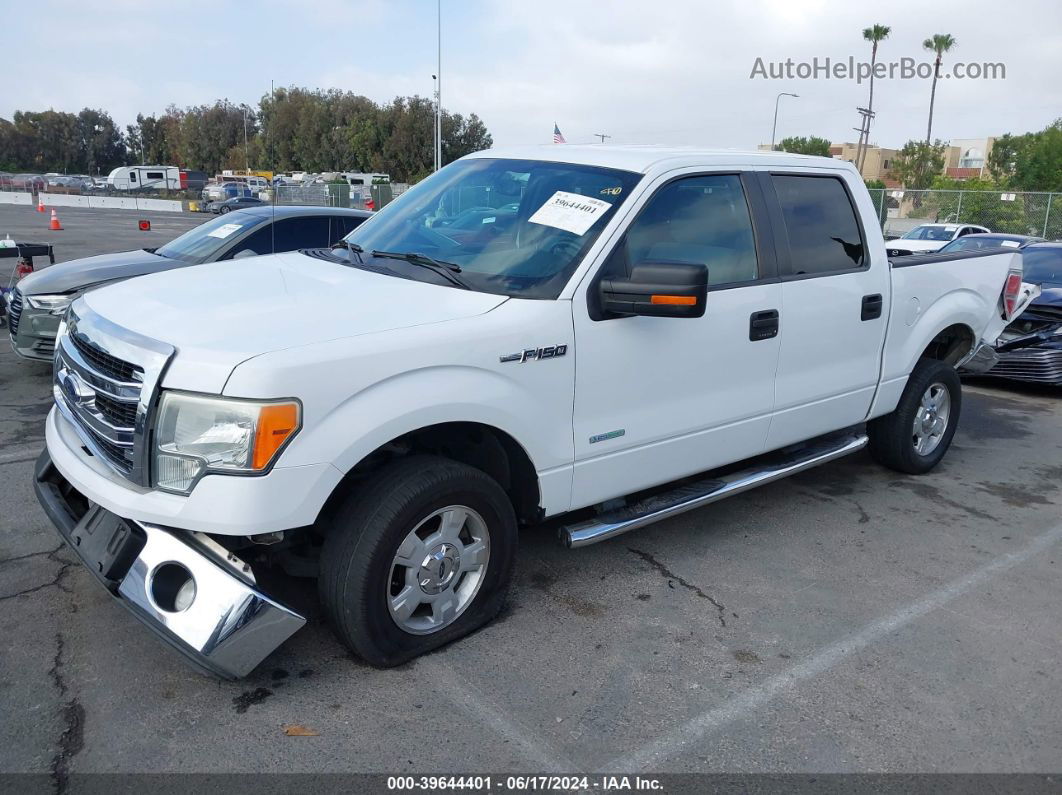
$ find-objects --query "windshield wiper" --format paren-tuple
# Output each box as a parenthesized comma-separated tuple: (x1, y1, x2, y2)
(331, 240, 364, 263)
(370, 250, 470, 289)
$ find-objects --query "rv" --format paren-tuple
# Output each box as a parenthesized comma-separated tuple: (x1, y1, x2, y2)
(107, 166, 181, 191)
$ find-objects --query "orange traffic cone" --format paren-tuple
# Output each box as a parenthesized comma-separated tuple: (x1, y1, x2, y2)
(49, 209, 63, 231)
(37, 197, 45, 212)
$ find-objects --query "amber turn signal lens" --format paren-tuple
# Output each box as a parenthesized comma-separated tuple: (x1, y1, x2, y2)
(650, 294, 697, 306)
(252, 403, 300, 469)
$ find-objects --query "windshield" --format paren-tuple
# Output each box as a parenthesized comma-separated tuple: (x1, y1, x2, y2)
(902, 225, 956, 241)
(1022, 248, 1062, 285)
(940, 236, 1014, 252)
(343, 158, 642, 298)
(155, 213, 260, 264)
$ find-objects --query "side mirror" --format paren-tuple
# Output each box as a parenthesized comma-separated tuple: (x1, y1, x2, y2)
(599, 262, 708, 319)
(231, 249, 257, 260)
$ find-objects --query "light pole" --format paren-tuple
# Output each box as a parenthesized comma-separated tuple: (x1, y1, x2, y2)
(432, 74, 439, 172)
(243, 107, 249, 171)
(435, 0, 442, 172)
(770, 92, 799, 150)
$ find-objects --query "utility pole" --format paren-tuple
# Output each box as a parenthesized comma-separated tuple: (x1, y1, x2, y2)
(771, 92, 798, 150)
(435, 0, 442, 172)
(853, 107, 874, 176)
(593, 133, 611, 143)
(243, 106, 249, 171)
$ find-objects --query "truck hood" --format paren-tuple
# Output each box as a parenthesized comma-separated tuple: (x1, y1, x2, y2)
(80, 251, 509, 392)
(18, 249, 177, 295)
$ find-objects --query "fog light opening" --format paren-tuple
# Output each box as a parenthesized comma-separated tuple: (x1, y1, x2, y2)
(151, 563, 196, 613)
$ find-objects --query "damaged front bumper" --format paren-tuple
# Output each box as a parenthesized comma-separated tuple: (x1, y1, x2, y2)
(33, 450, 306, 679)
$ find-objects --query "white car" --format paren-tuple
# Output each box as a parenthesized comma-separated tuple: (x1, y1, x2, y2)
(34, 146, 1035, 677)
(893, 223, 991, 253)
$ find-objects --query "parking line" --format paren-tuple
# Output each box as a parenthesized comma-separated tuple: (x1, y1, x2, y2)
(603, 520, 1062, 773)
(424, 658, 582, 773)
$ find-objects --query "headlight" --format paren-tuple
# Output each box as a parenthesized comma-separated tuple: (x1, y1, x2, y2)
(25, 293, 74, 314)
(154, 392, 301, 494)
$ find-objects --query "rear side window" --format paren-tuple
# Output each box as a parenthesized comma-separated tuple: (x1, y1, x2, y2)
(772, 175, 865, 274)
(271, 216, 332, 251)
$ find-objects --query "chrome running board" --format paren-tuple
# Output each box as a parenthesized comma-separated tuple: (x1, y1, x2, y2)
(560, 432, 869, 549)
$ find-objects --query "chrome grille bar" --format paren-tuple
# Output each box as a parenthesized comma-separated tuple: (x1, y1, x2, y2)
(53, 304, 174, 485)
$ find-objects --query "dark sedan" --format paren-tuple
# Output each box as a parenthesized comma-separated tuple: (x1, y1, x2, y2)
(6, 206, 371, 361)
(938, 232, 1045, 253)
(209, 195, 267, 214)
(985, 243, 1062, 385)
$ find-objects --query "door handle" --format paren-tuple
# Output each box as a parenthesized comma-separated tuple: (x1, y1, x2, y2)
(861, 294, 883, 321)
(749, 309, 779, 341)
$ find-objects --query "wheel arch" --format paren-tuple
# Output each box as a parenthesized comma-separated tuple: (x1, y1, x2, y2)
(319, 421, 543, 527)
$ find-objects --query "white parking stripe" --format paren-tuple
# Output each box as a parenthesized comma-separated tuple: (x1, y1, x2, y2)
(605, 521, 1062, 773)
(425, 658, 582, 772)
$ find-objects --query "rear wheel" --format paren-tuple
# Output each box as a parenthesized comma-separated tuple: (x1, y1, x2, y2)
(867, 357, 962, 474)
(319, 455, 517, 667)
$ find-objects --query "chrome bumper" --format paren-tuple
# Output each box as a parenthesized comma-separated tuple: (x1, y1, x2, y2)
(957, 340, 1000, 375)
(34, 451, 305, 678)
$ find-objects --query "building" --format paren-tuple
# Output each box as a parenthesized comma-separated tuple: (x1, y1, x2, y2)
(828, 143, 899, 184)
(942, 137, 996, 180)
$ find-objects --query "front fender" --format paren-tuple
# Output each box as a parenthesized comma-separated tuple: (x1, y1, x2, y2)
(293, 365, 573, 516)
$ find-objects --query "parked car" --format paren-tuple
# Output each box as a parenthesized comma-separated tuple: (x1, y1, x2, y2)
(210, 195, 266, 214)
(890, 223, 991, 254)
(983, 242, 1062, 384)
(32, 147, 1035, 678)
(11, 174, 46, 190)
(7, 206, 370, 360)
(938, 232, 1044, 253)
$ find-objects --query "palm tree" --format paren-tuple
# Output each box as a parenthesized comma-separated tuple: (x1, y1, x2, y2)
(856, 24, 891, 171)
(923, 33, 957, 146)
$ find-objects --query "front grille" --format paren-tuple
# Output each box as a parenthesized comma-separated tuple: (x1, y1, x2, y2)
(94, 392, 138, 428)
(987, 348, 1062, 384)
(7, 288, 22, 337)
(71, 330, 143, 383)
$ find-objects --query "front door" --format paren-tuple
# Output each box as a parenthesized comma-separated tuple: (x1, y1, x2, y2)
(570, 171, 781, 510)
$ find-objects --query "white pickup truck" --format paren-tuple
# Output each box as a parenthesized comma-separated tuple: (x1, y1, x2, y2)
(34, 147, 1035, 678)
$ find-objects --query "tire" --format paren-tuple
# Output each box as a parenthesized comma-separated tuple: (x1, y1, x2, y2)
(219, 205, 230, 214)
(319, 455, 518, 667)
(867, 357, 962, 475)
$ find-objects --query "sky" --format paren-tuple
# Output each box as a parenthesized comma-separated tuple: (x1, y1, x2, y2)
(3, 0, 1060, 151)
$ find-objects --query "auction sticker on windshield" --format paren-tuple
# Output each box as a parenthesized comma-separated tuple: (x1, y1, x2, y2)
(529, 191, 611, 236)
(207, 223, 244, 239)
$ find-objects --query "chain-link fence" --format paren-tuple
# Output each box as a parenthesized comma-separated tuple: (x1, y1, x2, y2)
(867, 189, 1060, 240)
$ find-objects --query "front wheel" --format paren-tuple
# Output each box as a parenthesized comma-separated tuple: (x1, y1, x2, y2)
(319, 455, 518, 667)
(867, 357, 962, 475)
(219, 205, 230, 214)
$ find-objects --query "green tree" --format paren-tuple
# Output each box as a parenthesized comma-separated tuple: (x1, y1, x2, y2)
(988, 120, 1062, 192)
(777, 135, 831, 156)
(923, 34, 957, 146)
(857, 24, 890, 170)
(892, 139, 947, 190)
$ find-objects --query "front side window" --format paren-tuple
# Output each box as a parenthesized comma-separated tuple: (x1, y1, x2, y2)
(601, 174, 758, 286)
(772, 175, 865, 274)
(344, 158, 642, 298)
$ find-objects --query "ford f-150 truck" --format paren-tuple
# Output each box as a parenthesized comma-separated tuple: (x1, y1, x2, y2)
(33, 147, 1036, 678)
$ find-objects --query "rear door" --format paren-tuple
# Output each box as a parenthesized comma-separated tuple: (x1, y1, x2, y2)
(759, 171, 890, 450)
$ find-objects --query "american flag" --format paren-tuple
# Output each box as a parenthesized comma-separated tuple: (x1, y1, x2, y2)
(553, 123, 566, 144)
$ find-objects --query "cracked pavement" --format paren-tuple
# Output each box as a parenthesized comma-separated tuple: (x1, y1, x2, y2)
(2, 207, 1062, 777)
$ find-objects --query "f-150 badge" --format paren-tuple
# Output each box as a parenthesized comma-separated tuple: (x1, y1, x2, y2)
(499, 344, 568, 363)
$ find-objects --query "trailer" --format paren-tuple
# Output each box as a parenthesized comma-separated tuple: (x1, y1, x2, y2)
(107, 165, 181, 191)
